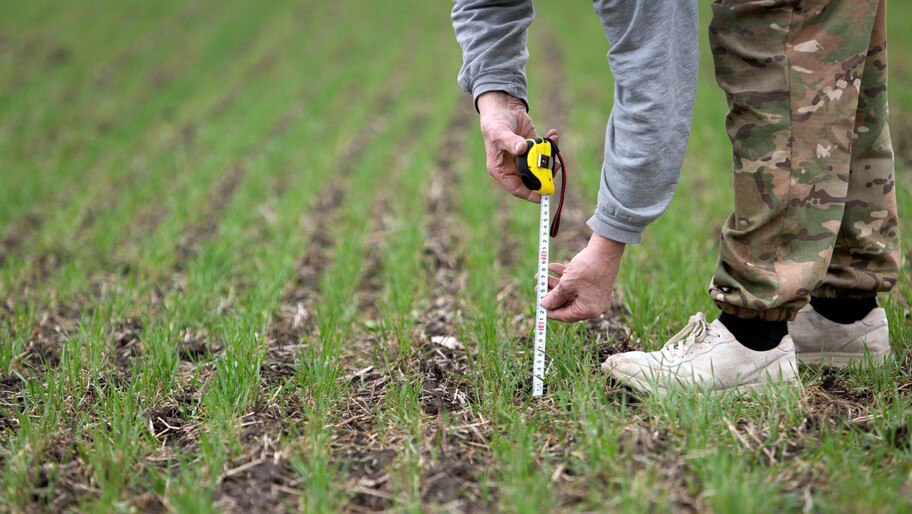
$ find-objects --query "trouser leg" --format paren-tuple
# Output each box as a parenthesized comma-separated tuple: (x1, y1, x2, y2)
(707, 0, 881, 321)
(813, 0, 901, 300)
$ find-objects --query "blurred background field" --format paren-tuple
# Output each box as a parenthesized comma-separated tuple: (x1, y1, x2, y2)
(1, 1, 910, 512)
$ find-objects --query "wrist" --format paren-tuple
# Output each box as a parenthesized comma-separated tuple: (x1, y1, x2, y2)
(477, 91, 525, 114)
(588, 232, 625, 259)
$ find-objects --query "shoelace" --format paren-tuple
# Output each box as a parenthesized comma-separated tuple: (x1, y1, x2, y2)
(662, 312, 711, 358)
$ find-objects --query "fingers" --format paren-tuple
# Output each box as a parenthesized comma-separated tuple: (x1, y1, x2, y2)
(547, 276, 559, 290)
(535, 268, 563, 290)
(533, 274, 561, 290)
(547, 295, 609, 322)
(541, 283, 572, 310)
(499, 174, 541, 203)
(547, 299, 601, 322)
(546, 305, 572, 322)
(532, 275, 562, 294)
(547, 304, 585, 323)
(484, 140, 541, 203)
(537, 263, 568, 302)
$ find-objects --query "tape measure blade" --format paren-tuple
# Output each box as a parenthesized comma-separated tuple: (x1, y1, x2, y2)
(532, 194, 550, 397)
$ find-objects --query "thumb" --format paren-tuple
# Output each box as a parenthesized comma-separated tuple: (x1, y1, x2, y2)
(510, 136, 528, 156)
(541, 283, 572, 310)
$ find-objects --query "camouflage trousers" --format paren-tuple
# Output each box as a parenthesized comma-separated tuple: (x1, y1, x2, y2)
(708, 0, 901, 321)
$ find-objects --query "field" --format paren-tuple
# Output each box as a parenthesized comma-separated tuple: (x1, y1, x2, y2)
(2, 1, 911, 512)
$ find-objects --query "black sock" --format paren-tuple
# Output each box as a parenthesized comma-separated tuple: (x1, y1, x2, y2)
(718, 312, 788, 352)
(810, 296, 877, 325)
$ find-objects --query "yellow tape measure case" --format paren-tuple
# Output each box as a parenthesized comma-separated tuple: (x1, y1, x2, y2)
(517, 137, 557, 195)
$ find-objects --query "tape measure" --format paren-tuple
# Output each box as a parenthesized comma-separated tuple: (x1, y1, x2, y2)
(517, 137, 566, 397)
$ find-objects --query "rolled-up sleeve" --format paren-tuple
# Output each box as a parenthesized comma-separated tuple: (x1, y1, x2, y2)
(451, 0, 534, 111)
(588, 0, 699, 244)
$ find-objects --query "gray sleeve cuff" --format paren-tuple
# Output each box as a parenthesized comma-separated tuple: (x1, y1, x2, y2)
(470, 70, 529, 112)
(587, 211, 644, 245)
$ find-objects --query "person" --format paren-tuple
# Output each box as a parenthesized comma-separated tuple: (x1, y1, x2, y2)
(451, 0, 900, 394)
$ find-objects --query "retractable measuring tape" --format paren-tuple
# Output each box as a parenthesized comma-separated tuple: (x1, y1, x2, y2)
(517, 137, 566, 397)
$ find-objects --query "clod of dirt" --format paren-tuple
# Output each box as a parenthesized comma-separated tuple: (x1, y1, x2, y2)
(215, 437, 297, 514)
(819, 372, 874, 404)
(581, 305, 632, 365)
(260, 360, 296, 386)
(419, 378, 468, 416)
(177, 330, 212, 361)
(147, 404, 186, 442)
(801, 370, 875, 433)
(23, 305, 82, 371)
(344, 448, 397, 511)
(421, 303, 458, 339)
(421, 452, 478, 506)
(112, 317, 143, 375)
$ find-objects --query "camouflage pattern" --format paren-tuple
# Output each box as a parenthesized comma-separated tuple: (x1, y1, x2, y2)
(707, 0, 901, 321)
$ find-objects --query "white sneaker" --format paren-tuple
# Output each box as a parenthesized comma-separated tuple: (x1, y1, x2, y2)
(601, 313, 799, 395)
(788, 305, 892, 367)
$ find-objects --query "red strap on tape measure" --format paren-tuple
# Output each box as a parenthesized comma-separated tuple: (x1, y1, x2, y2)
(549, 150, 566, 238)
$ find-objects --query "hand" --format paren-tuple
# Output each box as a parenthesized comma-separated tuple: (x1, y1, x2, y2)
(476, 91, 557, 203)
(540, 233, 625, 322)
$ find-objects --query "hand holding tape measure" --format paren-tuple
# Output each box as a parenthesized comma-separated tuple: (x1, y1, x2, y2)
(517, 137, 566, 237)
(516, 136, 567, 397)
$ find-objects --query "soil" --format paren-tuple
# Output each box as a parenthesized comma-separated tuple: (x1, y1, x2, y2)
(111, 316, 144, 379)
(0, 213, 42, 267)
(16, 303, 82, 373)
(203, 76, 409, 513)
(303, 102, 488, 512)
(177, 329, 215, 362)
(174, 163, 247, 266)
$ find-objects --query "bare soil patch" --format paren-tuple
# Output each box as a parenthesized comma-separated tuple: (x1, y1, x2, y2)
(0, 213, 42, 268)
(110, 317, 143, 379)
(177, 328, 217, 362)
(214, 429, 300, 513)
(9, 303, 83, 374)
(146, 385, 204, 452)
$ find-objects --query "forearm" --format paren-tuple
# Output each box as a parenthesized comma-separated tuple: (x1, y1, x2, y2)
(588, 0, 699, 244)
(451, 0, 534, 111)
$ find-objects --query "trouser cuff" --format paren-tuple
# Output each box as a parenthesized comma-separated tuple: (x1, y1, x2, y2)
(713, 301, 800, 322)
(810, 286, 879, 300)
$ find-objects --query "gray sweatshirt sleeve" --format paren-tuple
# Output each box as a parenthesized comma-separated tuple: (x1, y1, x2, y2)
(451, 0, 534, 111)
(587, 0, 699, 244)
(451, 1, 698, 244)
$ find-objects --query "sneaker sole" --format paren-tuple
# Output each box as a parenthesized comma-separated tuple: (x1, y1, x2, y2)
(607, 368, 801, 397)
(796, 350, 892, 368)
